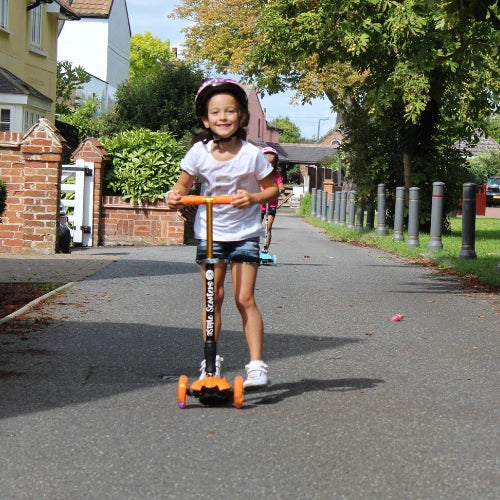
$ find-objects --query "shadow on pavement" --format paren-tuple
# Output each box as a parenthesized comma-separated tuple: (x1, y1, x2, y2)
(0, 319, 364, 419)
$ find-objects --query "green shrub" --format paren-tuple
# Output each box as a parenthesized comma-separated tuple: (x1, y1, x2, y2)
(297, 193, 311, 216)
(0, 179, 7, 217)
(100, 128, 186, 204)
(468, 151, 500, 184)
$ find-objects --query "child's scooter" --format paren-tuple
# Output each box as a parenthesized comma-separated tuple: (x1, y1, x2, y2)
(177, 195, 244, 409)
(259, 203, 277, 266)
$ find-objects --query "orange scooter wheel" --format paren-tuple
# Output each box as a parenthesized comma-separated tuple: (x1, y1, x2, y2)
(233, 375, 244, 409)
(177, 375, 189, 409)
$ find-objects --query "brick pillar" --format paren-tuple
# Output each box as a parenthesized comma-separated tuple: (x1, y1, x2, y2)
(72, 138, 111, 246)
(20, 119, 65, 254)
(0, 133, 24, 253)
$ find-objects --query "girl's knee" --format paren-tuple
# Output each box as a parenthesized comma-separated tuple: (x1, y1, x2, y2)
(234, 294, 255, 312)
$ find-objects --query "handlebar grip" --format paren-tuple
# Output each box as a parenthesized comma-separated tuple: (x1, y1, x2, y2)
(180, 195, 234, 205)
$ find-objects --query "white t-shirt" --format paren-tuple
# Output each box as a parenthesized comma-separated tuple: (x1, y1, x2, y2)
(181, 140, 273, 241)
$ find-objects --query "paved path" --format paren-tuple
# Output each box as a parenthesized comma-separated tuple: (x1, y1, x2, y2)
(0, 213, 498, 499)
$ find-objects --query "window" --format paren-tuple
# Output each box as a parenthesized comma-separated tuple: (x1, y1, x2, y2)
(0, 0, 8, 29)
(24, 110, 42, 131)
(0, 108, 11, 132)
(30, 4, 42, 48)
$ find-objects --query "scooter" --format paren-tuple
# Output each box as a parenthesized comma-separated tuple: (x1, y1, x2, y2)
(177, 195, 244, 409)
(259, 203, 277, 266)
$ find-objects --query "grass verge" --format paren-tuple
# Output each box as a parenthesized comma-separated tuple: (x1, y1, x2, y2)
(301, 211, 500, 290)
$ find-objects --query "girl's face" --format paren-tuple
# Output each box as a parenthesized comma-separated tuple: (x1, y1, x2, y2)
(201, 93, 241, 140)
(265, 153, 277, 168)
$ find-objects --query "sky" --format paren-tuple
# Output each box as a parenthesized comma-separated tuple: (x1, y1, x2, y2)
(125, 0, 337, 140)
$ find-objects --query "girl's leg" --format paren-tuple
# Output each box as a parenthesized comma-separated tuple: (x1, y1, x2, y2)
(266, 214, 275, 248)
(200, 261, 227, 342)
(230, 262, 263, 360)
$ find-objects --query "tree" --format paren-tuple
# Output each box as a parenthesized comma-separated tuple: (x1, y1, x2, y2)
(173, 0, 500, 225)
(101, 59, 204, 138)
(56, 60, 91, 115)
(58, 96, 103, 142)
(129, 32, 175, 82)
(269, 117, 301, 143)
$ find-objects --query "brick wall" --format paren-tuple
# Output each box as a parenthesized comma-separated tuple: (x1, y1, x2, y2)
(0, 120, 64, 254)
(101, 196, 189, 246)
(0, 119, 190, 253)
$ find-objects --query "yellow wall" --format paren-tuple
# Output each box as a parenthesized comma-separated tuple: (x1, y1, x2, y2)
(0, 1, 58, 122)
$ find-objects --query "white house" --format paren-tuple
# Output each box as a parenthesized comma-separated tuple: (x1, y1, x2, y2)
(57, 0, 131, 111)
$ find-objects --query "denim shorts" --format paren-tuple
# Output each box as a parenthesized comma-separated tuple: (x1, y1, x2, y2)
(196, 237, 260, 264)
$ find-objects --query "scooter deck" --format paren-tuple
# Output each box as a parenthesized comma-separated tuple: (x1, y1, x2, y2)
(260, 250, 277, 265)
(178, 374, 244, 408)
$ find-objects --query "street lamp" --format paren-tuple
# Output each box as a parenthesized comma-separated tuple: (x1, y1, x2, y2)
(317, 117, 329, 141)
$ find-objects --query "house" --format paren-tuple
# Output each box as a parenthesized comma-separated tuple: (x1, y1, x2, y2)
(319, 128, 344, 148)
(57, 0, 130, 112)
(0, 0, 79, 132)
(455, 133, 500, 157)
(244, 85, 280, 143)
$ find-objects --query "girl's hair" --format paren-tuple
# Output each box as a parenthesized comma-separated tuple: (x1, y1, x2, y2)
(193, 78, 249, 144)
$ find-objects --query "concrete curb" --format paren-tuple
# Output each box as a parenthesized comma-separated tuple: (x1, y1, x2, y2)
(0, 282, 75, 325)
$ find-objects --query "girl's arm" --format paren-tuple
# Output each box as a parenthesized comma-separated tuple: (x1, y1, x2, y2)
(232, 172, 279, 209)
(166, 171, 196, 209)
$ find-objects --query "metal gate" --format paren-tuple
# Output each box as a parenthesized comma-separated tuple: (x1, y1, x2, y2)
(60, 159, 94, 246)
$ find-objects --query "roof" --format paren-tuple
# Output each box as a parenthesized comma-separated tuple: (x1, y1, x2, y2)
(67, 0, 113, 17)
(455, 133, 500, 157)
(0, 67, 52, 102)
(252, 140, 338, 165)
(54, 1, 80, 20)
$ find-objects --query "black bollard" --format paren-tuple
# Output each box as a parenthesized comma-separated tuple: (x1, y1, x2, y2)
(339, 191, 347, 226)
(355, 205, 364, 231)
(376, 184, 387, 236)
(459, 183, 477, 259)
(428, 181, 445, 252)
(334, 190, 341, 225)
(321, 190, 327, 221)
(316, 189, 322, 219)
(365, 205, 375, 231)
(393, 186, 406, 241)
(328, 192, 335, 223)
(407, 187, 420, 248)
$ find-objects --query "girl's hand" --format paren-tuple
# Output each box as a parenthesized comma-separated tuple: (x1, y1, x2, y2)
(166, 190, 182, 209)
(232, 189, 254, 209)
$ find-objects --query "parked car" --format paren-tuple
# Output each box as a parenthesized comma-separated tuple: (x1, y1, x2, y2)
(485, 176, 500, 206)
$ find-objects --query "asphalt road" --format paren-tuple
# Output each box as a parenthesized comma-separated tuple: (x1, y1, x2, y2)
(1, 213, 498, 499)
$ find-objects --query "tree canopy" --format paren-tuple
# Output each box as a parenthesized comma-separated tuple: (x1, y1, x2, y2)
(129, 31, 175, 82)
(172, 0, 500, 223)
(101, 33, 205, 138)
(269, 116, 302, 143)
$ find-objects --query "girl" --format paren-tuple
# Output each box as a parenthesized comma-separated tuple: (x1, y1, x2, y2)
(166, 79, 278, 390)
(260, 146, 285, 250)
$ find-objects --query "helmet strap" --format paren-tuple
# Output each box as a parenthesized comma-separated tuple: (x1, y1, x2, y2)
(212, 133, 235, 143)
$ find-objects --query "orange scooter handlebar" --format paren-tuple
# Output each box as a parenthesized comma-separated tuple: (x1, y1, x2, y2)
(180, 195, 234, 205)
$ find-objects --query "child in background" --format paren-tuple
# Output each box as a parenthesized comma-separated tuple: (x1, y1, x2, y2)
(260, 146, 285, 250)
(166, 79, 278, 390)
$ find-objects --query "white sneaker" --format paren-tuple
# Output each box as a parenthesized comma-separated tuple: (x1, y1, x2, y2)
(199, 355, 223, 379)
(243, 360, 270, 390)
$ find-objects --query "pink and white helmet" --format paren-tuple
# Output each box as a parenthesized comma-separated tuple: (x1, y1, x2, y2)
(195, 78, 248, 119)
(261, 146, 279, 158)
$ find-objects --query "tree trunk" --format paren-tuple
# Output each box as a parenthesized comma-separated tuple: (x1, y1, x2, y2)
(403, 151, 412, 188)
